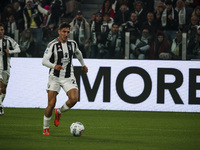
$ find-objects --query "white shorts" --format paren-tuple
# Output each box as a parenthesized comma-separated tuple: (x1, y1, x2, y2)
(0, 70, 10, 85)
(47, 75, 78, 93)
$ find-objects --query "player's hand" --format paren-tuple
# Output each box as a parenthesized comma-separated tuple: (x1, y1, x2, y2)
(4, 49, 9, 54)
(82, 66, 88, 73)
(54, 65, 64, 71)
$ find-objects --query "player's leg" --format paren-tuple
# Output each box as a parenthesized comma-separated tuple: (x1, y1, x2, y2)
(43, 90, 58, 135)
(54, 88, 78, 127)
(57, 88, 78, 114)
(57, 76, 79, 114)
(54, 76, 78, 127)
(0, 82, 7, 115)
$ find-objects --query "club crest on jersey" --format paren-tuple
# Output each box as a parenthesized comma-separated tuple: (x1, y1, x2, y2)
(58, 44, 61, 48)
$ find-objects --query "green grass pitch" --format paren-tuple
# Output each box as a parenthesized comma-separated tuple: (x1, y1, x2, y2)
(0, 108, 199, 150)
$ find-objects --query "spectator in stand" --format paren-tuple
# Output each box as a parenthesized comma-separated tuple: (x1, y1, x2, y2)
(102, 13, 113, 39)
(41, 5, 56, 43)
(96, 32, 109, 58)
(114, 3, 131, 26)
(192, 6, 200, 24)
(95, 13, 114, 58)
(19, 28, 35, 57)
(187, 26, 200, 60)
(89, 13, 96, 27)
(154, 1, 165, 15)
(129, 30, 140, 59)
(131, 28, 151, 59)
(161, 0, 179, 44)
(182, 0, 194, 23)
(13, 2, 25, 33)
(50, 0, 63, 28)
(105, 23, 124, 59)
(102, 13, 114, 32)
(120, 12, 140, 34)
(2, 4, 15, 25)
(141, 12, 159, 41)
(99, 0, 115, 19)
(132, 1, 148, 28)
(184, 15, 199, 41)
(150, 30, 171, 60)
(175, 0, 187, 31)
(90, 12, 103, 58)
(5, 14, 17, 39)
(171, 31, 182, 60)
(154, 2, 165, 31)
(120, 12, 140, 51)
(69, 10, 91, 58)
(23, 0, 51, 57)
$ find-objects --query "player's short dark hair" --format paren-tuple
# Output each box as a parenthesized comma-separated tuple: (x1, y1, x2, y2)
(58, 22, 71, 30)
(0, 23, 5, 28)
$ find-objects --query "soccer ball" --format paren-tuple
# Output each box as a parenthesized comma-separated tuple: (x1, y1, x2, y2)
(70, 122, 84, 136)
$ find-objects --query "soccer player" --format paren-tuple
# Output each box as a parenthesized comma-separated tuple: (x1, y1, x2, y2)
(0, 23, 21, 115)
(42, 22, 88, 135)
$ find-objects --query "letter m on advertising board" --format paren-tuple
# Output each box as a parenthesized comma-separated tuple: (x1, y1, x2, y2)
(74, 67, 111, 102)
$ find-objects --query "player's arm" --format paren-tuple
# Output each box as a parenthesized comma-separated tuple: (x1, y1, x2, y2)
(42, 46, 64, 71)
(74, 46, 88, 73)
(42, 46, 56, 69)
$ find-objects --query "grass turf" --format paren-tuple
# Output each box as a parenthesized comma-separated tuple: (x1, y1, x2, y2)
(0, 108, 199, 150)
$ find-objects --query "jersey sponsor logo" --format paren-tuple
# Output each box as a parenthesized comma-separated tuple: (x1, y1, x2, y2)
(45, 49, 48, 54)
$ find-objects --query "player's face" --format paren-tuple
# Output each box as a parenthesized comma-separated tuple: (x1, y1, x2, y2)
(58, 27, 70, 43)
(0, 26, 5, 39)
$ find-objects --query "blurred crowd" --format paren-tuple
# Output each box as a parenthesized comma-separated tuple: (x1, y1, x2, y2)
(0, 0, 200, 60)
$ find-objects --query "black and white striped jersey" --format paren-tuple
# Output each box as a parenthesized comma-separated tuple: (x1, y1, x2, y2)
(42, 38, 85, 78)
(0, 35, 21, 73)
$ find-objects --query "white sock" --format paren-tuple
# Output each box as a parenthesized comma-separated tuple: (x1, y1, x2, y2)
(43, 115, 51, 129)
(57, 103, 69, 114)
(0, 94, 5, 107)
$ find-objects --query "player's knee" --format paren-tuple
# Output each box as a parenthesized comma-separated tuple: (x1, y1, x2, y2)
(70, 95, 78, 104)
